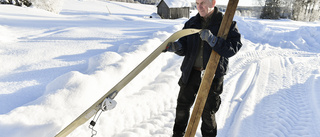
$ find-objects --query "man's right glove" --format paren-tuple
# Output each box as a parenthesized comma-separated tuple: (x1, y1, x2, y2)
(163, 41, 182, 52)
(199, 29, 219, 48)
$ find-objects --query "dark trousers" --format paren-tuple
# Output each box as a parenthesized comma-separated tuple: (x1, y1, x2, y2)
(173, 69, 223, 137)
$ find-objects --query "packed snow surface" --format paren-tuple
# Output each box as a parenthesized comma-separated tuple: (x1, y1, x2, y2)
(1, 0, 320, 137)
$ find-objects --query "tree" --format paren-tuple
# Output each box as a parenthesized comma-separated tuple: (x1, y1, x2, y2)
(260, 0, 281, 19)
(292, 0, 320, 21)
(260, 0, 320, 21)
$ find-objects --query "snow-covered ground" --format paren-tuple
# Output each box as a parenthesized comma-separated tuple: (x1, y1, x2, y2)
(1, 0, 320, 137)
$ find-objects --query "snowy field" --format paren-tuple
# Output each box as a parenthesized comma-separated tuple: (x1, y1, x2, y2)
(1, 0, 320, 137)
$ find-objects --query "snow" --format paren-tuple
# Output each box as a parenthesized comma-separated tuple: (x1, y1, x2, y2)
(162, 0, 191, 8)
(1, 0, 320, 137)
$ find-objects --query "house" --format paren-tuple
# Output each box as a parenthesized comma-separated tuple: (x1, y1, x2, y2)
(157, 0, 191, 19)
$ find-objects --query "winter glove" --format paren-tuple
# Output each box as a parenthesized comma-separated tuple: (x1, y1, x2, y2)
(199, 29, 218, 48)
(163, 41, 182, 52)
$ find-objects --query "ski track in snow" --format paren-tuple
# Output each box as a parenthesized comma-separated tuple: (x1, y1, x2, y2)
(1, 1, 320, 137)
(217, 32, 320, 136)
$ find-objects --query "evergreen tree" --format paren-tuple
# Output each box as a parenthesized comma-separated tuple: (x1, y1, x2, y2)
(260, 0, 281, 19)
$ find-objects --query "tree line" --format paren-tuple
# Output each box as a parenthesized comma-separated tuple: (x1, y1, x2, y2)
(1, 0, 65, 13)
(260, 0, 320, 21)
(1, 0, 319, 21)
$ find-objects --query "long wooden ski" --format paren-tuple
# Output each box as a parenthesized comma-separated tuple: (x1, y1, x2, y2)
(184, 0, 239, 136)
(55, 28, 201, 137)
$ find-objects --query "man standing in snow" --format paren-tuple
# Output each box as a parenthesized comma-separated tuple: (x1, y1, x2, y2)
(164, 0, 242, 136)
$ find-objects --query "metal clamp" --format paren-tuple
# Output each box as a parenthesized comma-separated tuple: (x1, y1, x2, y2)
(201, 70, 205, 79)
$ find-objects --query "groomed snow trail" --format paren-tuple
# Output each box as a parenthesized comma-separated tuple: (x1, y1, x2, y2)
(216, 19, 320, 137)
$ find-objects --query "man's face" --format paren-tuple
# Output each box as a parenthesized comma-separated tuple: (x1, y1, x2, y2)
(196, 0, 215, 18)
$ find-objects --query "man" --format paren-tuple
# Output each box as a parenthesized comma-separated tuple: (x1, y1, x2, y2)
(164, 0, 242, 136)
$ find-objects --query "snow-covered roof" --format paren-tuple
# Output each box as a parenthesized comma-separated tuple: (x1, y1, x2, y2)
(162, 0, 191, 8)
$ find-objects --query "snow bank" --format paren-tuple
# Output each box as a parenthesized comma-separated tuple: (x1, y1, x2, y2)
(0, 1, 186, 135)
(41, 24, 184, 137)
(0, 26, 17, 43)
(235, 16, 320, 52)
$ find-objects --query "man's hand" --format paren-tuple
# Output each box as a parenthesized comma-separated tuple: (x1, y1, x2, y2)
(199, 29, 219, 48)
(163, 41, 182, 52)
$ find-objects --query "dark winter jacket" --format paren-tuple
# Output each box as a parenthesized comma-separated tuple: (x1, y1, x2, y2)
(176, 7, 242, 84)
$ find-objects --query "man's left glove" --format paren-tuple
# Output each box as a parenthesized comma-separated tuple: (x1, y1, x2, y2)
(199, 29, 219, 48)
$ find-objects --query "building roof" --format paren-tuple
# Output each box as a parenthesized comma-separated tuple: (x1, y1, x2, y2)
(161, 0, 191, 8)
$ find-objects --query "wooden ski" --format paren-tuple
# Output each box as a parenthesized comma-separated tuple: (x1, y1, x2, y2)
(55, 28, 200, 137)
(184, 0, 239, 136)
